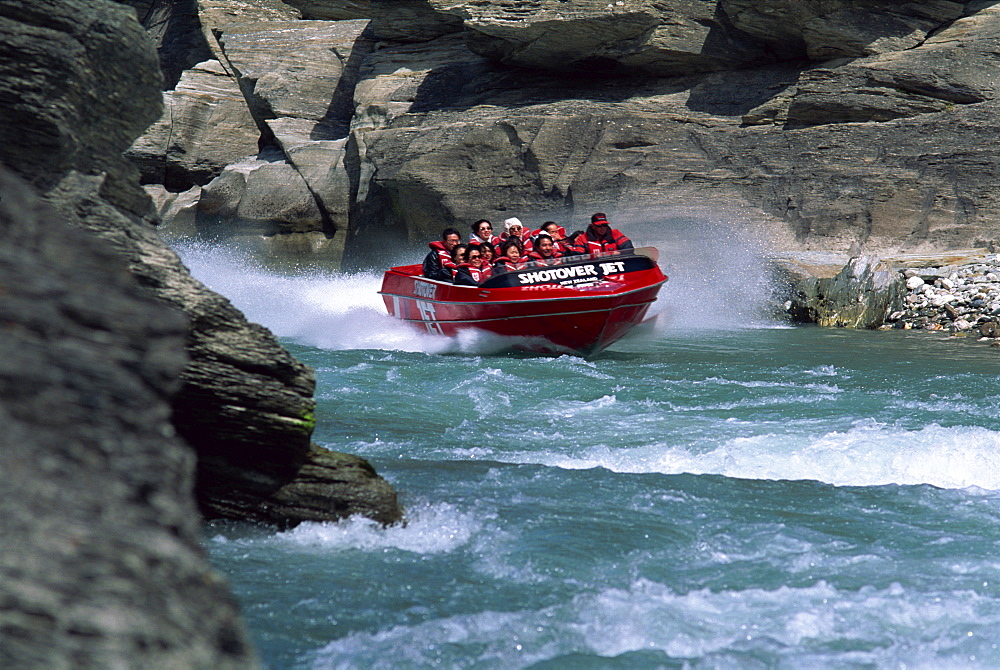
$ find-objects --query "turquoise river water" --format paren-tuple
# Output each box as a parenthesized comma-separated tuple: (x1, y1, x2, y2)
(179, 242, 1000, 669)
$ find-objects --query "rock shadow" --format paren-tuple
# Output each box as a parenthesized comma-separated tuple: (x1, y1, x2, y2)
(313, 23, 376, 141)
(685, 64, 805, 117)
(135, 0, 214, 90)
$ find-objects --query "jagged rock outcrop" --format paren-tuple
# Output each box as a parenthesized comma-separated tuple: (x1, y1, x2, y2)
(435, 0, 771, 75)
(0, 165, 257, 667)
(129, 58, 262, 190)
(721, 0, 967, 61)
(785, 255, 906, 328)
(1, 0, 400, 577)
(129, 0, 1000, 284)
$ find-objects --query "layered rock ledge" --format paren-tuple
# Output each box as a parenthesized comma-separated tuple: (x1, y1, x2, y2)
(126, 0, 1000, 271)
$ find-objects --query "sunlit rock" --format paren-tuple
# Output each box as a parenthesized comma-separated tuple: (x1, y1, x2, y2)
(129, 60, 261, 190)
(787, 255, 905, 328)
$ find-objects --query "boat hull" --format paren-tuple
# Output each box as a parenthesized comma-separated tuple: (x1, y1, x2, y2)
(380, 251, 667, 355)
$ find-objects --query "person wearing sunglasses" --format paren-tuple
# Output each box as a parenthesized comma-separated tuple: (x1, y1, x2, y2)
(453, 245, 491, 285)
(470, 219, 502, 247)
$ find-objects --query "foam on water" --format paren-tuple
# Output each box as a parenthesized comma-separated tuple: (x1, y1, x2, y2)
(175, 242, 454, 353)
(489, 422, 1000, 491)
(308, 578, 1000, 668)
(209, 501, 484, 555)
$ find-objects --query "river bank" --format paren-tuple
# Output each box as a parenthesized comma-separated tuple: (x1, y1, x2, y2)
(779, 249, 1000, 345)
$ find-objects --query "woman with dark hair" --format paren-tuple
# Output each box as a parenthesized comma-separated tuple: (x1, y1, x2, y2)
(453, 245, 491, 285)
(479, 241, 496, 266)
(493, 239, 528, 273)
(470, 219, 502, 247)
(449, 244, 468, 276)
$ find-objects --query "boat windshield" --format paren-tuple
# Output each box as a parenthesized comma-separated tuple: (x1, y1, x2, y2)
(514, 247, 658, 272)
(479, 247, 660, 289)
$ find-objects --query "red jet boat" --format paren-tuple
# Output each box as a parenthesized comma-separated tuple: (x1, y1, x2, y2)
(379, 247, 667, 355)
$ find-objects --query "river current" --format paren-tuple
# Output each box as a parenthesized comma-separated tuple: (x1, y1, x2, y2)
(178, 242, 1000, 669)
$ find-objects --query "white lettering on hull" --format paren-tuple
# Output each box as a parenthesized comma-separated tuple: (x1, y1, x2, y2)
(519, 264, 600, 285)
(414, 281, 437, 299)
(415, 300, 444, 335)
(517, 262, 631, 286)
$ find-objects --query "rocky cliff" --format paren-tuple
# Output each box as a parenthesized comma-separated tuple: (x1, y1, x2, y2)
(0, 166, 257, 667)
(128, 0, 1000, 271)
(1, 0, 401, 663)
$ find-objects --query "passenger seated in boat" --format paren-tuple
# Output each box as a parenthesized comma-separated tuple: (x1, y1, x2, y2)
(478, 241, 496, 266)
(493, 240, 528, 273)
(423, 227, 462, 280)
(527, 234, 562, 266)
(470, 219, 502, 247)
(500, 217, 533, 253)
(563, 230, 586, 257)
(565, 213, 633, 256)
(453, 245, 491, 285)
(450, 243, 468, 270)
(534, 221, 569, 253)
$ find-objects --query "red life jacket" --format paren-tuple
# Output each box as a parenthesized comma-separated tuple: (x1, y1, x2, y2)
(429, 240, 458, 273)
(494, 256, 527, 272)
(580, 227, 632, 255)
(457, 262, 488, 283)
(527, 250, 562, 266)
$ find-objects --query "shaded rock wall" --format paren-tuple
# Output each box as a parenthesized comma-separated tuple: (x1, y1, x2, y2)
(0, 166, 256, 667)
(1, 0, 400, 529)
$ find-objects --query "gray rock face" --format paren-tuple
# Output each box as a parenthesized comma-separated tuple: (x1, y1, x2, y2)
(344, 1, 1000, 263)
(786, 255, 906, 328)
(130, 1, 1000, 284)
(0, 165, 257, 668)
(1, 0, 401, 531)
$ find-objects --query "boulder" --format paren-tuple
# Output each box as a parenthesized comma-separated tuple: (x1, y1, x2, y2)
(450, 0, 770, 76)
(720, 0, 965, 61)
(146, 183, 202, 238)
(0, 164, 257, 668)
(787, 255, 906, 328)
(0, 0, 163, 187)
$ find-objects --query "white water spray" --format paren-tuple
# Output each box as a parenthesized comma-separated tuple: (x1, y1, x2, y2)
(172, 214, 785, 355)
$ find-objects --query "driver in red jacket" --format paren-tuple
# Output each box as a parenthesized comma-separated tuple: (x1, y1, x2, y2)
(566, 213, 633, 256)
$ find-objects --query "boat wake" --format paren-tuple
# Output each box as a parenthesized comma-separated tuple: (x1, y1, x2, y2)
(173, 220, 785, 355)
